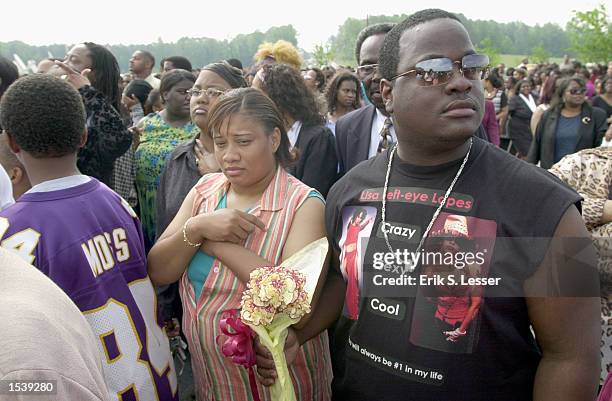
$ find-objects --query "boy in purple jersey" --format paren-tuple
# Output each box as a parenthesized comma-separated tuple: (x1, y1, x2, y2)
(0, 74, 177, 400)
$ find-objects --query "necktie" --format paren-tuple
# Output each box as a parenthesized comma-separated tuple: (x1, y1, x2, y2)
(377, 117, 393, 153)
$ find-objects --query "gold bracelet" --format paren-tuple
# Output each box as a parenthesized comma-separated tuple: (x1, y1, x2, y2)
(182, 218, 202, 248)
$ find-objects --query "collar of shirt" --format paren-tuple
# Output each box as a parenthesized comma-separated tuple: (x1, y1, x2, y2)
(144, 74, 161, 88)
(519, 93, 537, 112)
(172, 138, 197, 161)
(26, 175, 91, 194)
(195, 164, 291, 213)
(368, 108, 397, 159)
(287, 120, 303, 149)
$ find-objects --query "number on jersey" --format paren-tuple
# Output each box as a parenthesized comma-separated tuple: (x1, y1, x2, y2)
(84, 277, 177, 400)
(0, 217, 40, 264)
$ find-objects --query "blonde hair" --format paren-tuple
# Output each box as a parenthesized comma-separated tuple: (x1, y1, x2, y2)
(254, 40, 302, 70)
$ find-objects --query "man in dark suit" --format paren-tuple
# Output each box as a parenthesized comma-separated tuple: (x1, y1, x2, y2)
(336, 23, 396, 177)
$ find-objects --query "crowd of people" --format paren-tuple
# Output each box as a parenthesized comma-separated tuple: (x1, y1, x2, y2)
(0, 7, 611, 401)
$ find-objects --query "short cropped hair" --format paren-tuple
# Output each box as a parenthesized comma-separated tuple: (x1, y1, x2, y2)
(164, 56, 192, 72)
(354, 23, 395, 64)
(139, 50, 156, 68)
(0, 55, 19, 100)
(159, 69, 196, 102)
(379, 9, 461, 80)
(0, 74, 85, 158)
(124, 79, 153, 108)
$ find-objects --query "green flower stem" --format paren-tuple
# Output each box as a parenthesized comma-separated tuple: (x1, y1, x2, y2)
(251, 314, 299, 401)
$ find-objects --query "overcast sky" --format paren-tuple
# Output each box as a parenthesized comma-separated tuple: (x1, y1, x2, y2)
(2, 0, 608, 51)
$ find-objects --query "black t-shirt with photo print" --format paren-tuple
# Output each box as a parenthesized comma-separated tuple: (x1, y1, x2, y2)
(325, 137, 582, 401)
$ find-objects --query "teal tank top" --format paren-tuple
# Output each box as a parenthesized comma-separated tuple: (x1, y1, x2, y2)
(187, 195, 227, 299)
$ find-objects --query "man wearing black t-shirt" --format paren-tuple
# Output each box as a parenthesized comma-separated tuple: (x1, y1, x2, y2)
(256, 9, 600, 401)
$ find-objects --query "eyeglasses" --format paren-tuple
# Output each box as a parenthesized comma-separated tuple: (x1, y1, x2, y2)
(356, 63, 378, 77)
(186, 88, 226, 99)
(567, 88, 586, 95)
(391, 54, 490, 86)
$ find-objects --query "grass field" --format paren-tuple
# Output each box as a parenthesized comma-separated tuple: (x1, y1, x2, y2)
(498, 54, 564, 67)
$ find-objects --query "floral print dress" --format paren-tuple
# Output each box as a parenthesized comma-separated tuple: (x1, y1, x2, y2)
(135, 112, 199, 250)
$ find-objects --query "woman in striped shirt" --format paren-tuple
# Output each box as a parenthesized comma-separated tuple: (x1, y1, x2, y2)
(148, 88, 332, 401)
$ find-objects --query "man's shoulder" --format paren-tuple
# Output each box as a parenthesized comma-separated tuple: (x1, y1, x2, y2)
(169, 138, 195, 160)
(299, 123, 334, 141)
(1, 180, 134, 225)
(0, 249, 108, 400)
(328, 154, 385, 202)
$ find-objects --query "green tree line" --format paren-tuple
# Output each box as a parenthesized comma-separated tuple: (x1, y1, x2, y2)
(327, 14, 571, 65)
(0, 25, 298, 72)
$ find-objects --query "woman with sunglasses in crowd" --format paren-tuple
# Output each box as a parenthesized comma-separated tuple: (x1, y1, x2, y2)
(528, 76, 608, 169)
(134, 69, 199, 250)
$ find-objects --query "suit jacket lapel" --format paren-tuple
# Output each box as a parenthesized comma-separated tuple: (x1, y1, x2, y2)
(577, 107, 595, 148)
(352, 105, 376, 166)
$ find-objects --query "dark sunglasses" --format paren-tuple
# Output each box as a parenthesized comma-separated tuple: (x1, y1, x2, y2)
(391, 54, 490, 86)
(567, 88, 586, 95)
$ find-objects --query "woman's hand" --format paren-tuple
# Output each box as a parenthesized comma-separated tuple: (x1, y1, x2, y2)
(122, 94, 139, 111)
(254, 328, 300, 386)
(194, 138, 219, 175)
(189, 209, 266, 244)
(54, 60, 91, 90)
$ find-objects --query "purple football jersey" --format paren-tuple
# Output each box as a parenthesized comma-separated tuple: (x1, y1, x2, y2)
(0, 178, 178, 401)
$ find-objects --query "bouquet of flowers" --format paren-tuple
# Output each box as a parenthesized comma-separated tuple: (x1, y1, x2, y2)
(219, 238, 328, 401)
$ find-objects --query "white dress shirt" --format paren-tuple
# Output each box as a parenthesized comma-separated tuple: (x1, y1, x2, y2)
(287, 120, 303, 149)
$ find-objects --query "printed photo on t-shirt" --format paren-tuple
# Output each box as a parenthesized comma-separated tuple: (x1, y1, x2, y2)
(409, 213, 497, 354)
(339, 206, 377, 320)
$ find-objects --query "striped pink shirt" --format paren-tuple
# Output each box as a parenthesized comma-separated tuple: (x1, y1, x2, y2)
(179, 166, 332, 401)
